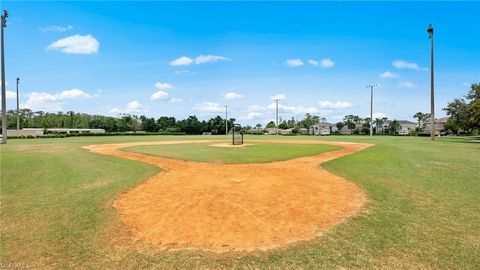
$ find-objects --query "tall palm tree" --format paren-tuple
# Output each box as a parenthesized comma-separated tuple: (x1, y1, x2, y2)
(388, 119, 401, 134)
(374, 117, 384, 134)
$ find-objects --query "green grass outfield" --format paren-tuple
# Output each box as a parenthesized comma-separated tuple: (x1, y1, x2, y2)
(1, 135, 479, 269)
(124, 142, 340, 163)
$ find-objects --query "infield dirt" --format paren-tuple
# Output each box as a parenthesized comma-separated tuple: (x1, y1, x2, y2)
(84, 140, 371, 252)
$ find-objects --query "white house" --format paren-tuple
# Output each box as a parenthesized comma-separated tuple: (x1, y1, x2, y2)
(376, 120, 416, 135)
(309, 122, 337, 135)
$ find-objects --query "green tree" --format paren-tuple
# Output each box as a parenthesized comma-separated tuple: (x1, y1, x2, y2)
(266, 121, 276, 128)
(335, 122, 345, 132)
(444, 98, 470, 133)
(388, 119, 401, 134)
(298, 113, 321, 128)
(343, 115, 356, 134)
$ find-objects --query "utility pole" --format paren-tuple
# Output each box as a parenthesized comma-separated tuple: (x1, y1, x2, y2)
(274, 99, 279, 135)
(16, 77, 19, 131)
(1, 10, 8, 144)
(427, 24, 435, 141)
(366, 84, 378, 137)
(225, 105, 228, 135)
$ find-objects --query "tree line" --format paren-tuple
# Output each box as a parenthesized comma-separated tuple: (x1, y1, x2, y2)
(1, 83, 477, 135)
(0, 109, 237, 135)
(443, 83, 480, 134)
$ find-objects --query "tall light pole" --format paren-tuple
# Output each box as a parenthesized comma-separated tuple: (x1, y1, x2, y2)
(1, 10, 8, 144)
(274, 99, 279, 135)
(16, 77, 19, 131)
(366, 84, 378, 136)
(224, 105, 228, 135)
(428, 24, 435, 141)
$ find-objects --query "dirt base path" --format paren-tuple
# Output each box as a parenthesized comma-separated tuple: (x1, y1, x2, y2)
(84, 140, 372, 252)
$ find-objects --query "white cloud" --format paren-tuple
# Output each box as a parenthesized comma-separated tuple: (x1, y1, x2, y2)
(169, 56, 193, 66)
(39, 25, 73, 32)
(195, 55, 229, 64)
(47, 34, 99, 54)
(270, 94, 286, 100)
(268, 103, 318, 114)
(6, 91, 16, 99)
(22, 88, 95, 111)
(320, 58, 335, 68)
(224, 92, 243, 100)
(307, 59, 319, 66)
(23, 92, 63, 111)
(399, 81, 418, 89)
(308, 58, 334, 68)
(285, 59, 304, 67)
(169, 98, 183, 103)
(380, 71, 400, 79)
(150, 90, 169, 100)
(392, 60, 420, 70)
(318, 100, 353, 109)
(125, 101, 144, 112)
(170, 55, 229, 66)
(59, 88, 93, 99)
(193, 102, 224, 113)
(110, 101, 145, 114)
(241, 112, 263, 120)
(154, 82, 173, 90)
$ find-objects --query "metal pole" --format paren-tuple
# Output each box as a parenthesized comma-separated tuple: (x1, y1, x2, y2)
(16, 77, 19, 131)
(370, 86, 373, 136)
(225, 105, 228, 135)
(275, 99, 279, 135)
(1, 10, 8, 144)
(428, 24, 435, 141)
(366, 84, 377, 137)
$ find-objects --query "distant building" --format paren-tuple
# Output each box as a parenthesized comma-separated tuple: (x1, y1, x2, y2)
(377, 120, 416, 135)
(246, 127, 264, 135)
(298, 128, 309, 135)
(5, 129, 44, 138)
(309, 122, 337, 135)
(397, 120, 417, 135)
(423, 117, 449, 135)
(23, 128, 105, 134)
(278, 128, 294, 135)
(264, 128, 278, 135)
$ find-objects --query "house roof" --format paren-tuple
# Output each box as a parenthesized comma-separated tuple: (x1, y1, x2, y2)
(310, 122, 333, 128)
(398, 120, 416, 125)
(437, 117, 449, 123)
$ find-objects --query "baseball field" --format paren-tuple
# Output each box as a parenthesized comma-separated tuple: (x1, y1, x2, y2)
(1, 135, 479, 269)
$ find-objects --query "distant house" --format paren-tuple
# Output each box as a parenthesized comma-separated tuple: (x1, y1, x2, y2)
(278, 128, 294, 135)
(264, 128, 278, 135)
(298, 128, 309, 135)
(377, 120, 416, 135)
(423, 117, 449, 135)
(338, 123, 362, 134)
(398, 120, 417, 135)
(246, 127, 264, 135)
(309, 122, 337, 135)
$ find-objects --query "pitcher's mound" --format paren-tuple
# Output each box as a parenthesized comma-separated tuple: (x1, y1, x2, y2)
(209, 143, 250, 148)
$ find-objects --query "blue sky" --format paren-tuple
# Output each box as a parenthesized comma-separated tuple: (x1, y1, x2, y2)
(3, 1, 480, 125)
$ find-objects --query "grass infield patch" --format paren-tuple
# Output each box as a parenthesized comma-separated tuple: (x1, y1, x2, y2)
(123, 142, 340, 163)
